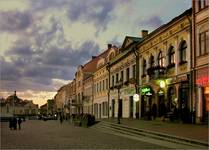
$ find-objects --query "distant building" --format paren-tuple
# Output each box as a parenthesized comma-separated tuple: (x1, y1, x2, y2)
(0, 92, 38, 117)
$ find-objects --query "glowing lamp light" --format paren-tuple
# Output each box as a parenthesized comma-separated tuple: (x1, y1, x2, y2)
(133, 94, 139, 102)
(159, 80, 166, 88)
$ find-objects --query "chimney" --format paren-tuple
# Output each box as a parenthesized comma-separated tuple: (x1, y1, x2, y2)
(141, 30, 148, 38)
(108, 44, 112, 49)
(92, 56, 97, 59)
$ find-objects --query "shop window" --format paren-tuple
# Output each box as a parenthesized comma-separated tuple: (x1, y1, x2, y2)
(168, 46, 175, 68)
(199, 30, 209, 56)
(179, 40, 187, 64)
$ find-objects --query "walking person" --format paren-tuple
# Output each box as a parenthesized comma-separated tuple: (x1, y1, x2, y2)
(13, 117, 17, 130)
(18, 118, 22, 130)
(60, 115, 63, 124)
(152, 103, 157, 120)
(9, 118, 13, 130)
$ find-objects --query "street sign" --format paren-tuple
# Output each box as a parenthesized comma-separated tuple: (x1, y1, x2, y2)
(133, 94, 139, 102)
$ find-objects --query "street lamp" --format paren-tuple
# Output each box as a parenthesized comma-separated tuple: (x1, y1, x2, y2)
(116, 79, 123, 124)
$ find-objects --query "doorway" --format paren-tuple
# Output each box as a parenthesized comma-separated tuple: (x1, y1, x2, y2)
(129, 96, 133, 118)
(112, 99, 115, 117)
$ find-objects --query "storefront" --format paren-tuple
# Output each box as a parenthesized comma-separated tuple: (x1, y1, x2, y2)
(140, 86, 153, 119)
(196, 67, 209, 122)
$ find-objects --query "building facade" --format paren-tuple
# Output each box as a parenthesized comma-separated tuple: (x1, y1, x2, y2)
(192, 0, 209, 123)
(137, 9, 192, 122)
(108, 37, 141, 119)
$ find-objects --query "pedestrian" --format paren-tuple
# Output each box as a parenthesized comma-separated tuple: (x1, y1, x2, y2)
(161, 103, 167, 122)
(152, 103, 157, 120)
(60, 115, 63, 124)
(18, 118, 22, 130)
(13, 117, 17, 130)
(9, 118, 13, 130)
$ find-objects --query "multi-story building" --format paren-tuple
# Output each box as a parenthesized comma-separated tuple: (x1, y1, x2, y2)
(74, 55, 100, 114)
(54, 84, 69, 114)
(108, 37, 141, 119)
(192, 0, 209, 123)
(93, 44, 118, 118)
(68, 79, 77, 115)
(137, 8, 192, 122)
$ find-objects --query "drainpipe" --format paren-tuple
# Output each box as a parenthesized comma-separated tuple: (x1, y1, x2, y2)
(186, 13, 194, 123)
(107, 63, 110, 118)
(133, 46, 140, 119)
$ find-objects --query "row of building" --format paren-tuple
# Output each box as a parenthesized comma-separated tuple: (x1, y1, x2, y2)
(53, 1, 208, 123)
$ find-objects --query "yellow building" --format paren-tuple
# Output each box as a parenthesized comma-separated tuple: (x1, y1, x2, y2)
(192, 0, 209, 123)
(108, 37, 141, 119)
(93, 44, 118, 118)
(137, 8, 192, 122)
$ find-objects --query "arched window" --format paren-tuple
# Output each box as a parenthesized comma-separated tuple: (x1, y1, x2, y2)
(142, 58, 146, 75)
(149, 55, 155, 68)
(168, 46, 175, 66)
(179, 40, 187, 63)
(157, 51, 165, 67)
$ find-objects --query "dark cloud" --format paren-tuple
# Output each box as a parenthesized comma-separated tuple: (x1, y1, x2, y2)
(42, 40, 100, 67)
(0, 11, 31, 32)
(138, 16, 163, 28)
(67, 0, 116, 32)
(0, 57, 22, 81)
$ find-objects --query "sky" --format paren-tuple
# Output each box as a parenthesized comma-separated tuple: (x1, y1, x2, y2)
(0, 0, 191, 106)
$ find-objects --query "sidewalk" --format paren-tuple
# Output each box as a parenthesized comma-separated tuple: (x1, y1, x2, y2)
(99, 118, 208, 143)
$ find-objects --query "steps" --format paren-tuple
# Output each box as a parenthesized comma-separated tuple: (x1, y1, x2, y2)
(91, 121, 208, 149)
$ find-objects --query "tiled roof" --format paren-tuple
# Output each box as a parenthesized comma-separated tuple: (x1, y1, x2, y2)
(82, 45, 118, 73)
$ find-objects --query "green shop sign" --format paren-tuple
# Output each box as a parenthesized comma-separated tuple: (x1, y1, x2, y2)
(141, 87, 151, 95)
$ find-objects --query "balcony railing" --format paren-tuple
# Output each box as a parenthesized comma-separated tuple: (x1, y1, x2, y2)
(147, 66, 166, 79)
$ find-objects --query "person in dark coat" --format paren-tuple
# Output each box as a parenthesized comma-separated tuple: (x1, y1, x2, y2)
(13, 117, 17, 130)
(60, 115, 63, 124)
(152, 103, 157, 120)
(9, 118, 13, 130)
(18, 118, 22, 130)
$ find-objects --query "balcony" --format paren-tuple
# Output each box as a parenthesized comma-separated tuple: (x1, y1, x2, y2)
(147, 66, 166, 79)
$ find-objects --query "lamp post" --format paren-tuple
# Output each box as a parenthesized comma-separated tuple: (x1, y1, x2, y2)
(116, 79, 123, 124)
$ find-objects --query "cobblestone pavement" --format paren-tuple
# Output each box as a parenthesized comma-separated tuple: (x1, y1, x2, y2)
(1, 120, 167, 149)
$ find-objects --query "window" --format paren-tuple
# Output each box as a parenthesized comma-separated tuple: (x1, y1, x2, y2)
(126, 68, 130, 81)
(158, 51, 165, 67)
(168, 46, 175, 66)
(142, 58, 146, 76)
(132, 65, 136, 79)
(116, 73, 119, 83)
(112, 75, 114, 87)
(100, 81, 102, 92)
(103, 80, 105, 91)
(149, 55, 155, 68)
(179, 41, 187, 63)
(199, 31, 209, 56)
(106, 78, 108, 90)
(121, 71, 124, 83)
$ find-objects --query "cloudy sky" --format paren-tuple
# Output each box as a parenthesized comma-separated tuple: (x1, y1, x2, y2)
(0, 0, 191, 106)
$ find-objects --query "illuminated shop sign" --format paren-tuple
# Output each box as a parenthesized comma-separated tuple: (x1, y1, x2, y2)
(141, 87, 151, 95)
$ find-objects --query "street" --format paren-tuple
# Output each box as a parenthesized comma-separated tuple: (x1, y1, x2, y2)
(1, 120, 167, 149)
